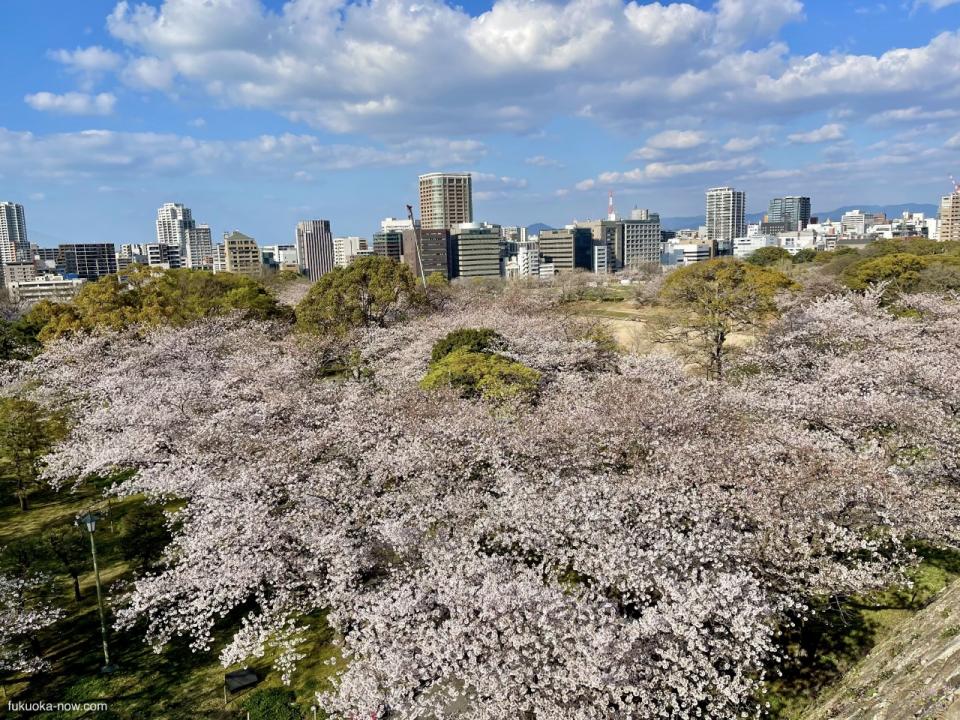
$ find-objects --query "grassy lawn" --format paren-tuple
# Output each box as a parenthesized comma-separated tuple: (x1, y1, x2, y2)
(0, 483, 340, 719)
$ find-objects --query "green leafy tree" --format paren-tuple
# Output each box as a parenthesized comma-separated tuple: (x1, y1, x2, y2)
(120, 504, 172, 573)
(791, 248, 818, 264)
(430, 328, 502, 363)
(658, 258, 796, 380)
(295, 256, 422, 335)
(241, 687, 304, 720)
(43, 524, 88, 602)
(745, 246, 791, 266)
(24, 267, 290, 343)
(0, 399, 67, 511)
(843, 253, 931, 294)
(421, 347, 541, 402)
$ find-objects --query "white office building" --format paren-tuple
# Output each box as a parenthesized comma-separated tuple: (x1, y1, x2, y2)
(705, 187, 746, 250)
(333, 236, 368, 267)
(0, 202, 30, 264)
(733, 234, 780, 259)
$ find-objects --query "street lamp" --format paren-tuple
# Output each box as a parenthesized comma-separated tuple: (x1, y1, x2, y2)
(77, 511, 115, 673)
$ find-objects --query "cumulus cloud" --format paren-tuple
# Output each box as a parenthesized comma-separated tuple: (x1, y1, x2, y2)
(49, 46, 122, 73)
(787, 123, 845, 144)
(24, 92, 117, 116)
(95, 0, 812, 135)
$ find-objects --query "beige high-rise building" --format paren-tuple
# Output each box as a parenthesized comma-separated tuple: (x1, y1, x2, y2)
(939, 190, 960, 243)
(419, 172, 473, 230)
(223, 231, 262, 276)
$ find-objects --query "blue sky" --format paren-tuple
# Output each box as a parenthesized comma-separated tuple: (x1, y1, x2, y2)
(3, 0, 960, 246)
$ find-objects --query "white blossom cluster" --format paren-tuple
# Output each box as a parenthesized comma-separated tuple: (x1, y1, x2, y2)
(0, 571, 64, 675)
(4, 291, 958, 718)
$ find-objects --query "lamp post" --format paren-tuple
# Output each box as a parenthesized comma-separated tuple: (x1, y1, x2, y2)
(78, 511, 114, 673)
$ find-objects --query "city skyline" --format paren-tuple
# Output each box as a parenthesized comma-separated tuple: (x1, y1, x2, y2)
(3, 0, 960, 246)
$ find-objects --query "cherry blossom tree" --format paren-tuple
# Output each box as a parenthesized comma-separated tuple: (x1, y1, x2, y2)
(0, 569, 63, 676)
(2, 287, 957, 718)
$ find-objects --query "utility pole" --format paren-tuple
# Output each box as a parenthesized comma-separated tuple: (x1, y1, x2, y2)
(406, 204, 427, 289)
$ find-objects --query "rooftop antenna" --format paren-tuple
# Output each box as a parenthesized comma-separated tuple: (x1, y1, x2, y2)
(607, 190, 616, 221)
(405, 204, 427, 290)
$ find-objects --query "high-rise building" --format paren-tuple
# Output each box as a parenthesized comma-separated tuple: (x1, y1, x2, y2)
(768, 196, 811, 231)
(538, 227, 594, 272)
(419, 173, 473, 230)
(332, 236, 368, 267)
(0, 202, 30, 264)
(451, 223, 501, 278)
(223, 231, 262, 276)
(939, 190, 960, 243)
(705, 187, 746, 252)
(623, 209, 662, 268)
(155, 202, 214, 269)
(185, 224, 213, 270)
(296, 220, 334, 282)
(372, 230, 404, 262)
(577, 220, 624, 269)
(59, 243, 118, 280)
(402, 228, 454, 280)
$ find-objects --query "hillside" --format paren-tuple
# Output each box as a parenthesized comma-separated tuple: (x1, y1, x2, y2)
(804, 580, 960, 719)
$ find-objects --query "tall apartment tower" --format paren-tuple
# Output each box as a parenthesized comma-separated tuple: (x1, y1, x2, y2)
(940, 190, 960, 243)
(705, 187, 746, 252)
(768, 196, 811, 231)
(296, 220, 334, 282)
(156, 202, 214, 270)
(0, 202, 30, 264)
(419, 173, 473, 230)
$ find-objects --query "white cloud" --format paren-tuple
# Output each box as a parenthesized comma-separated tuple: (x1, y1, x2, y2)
(787, 123, 845, 144)
(24, 92, 117, 116)
(646, 129, 707, 150)
(122, 56, 176, 90)
(947, 132, 960, 149)
(525, 155, 563, 168)
(0, 127, 487, 181)
(723, 136, 764, 152)
(914, 0, 960, 9)
(49, 46, 122, 73)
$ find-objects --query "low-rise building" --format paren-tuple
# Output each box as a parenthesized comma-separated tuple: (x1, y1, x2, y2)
(1, 261, 37, 288)
(8, 274, 86, 303)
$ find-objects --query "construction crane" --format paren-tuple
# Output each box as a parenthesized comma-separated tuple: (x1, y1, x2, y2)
(405, 204, 427, 289)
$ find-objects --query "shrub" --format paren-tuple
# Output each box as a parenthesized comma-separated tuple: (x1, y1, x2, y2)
(241, 687, 303, 720)
(745, 246, 791, 266)
(430, 328, 502, 363)
(421, 347, 541, 401)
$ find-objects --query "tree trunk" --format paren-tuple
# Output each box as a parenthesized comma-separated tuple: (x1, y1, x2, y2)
(17, 490, 28, 512)
(71, 574, 82, 602)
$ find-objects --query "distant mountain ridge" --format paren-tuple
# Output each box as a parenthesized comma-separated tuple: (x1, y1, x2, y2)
(659, 203, 939, 231)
